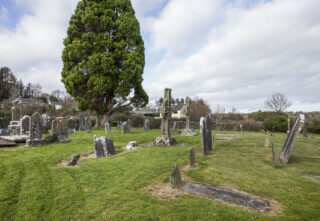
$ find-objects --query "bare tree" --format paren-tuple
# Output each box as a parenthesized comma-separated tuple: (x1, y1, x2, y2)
(264, 93, 292, 112)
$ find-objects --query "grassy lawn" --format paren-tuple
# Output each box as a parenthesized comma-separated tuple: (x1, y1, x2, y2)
(0, 129, 319, 220)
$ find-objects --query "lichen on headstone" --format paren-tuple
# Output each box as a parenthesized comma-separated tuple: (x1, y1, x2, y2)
(170, 164, 182, 188)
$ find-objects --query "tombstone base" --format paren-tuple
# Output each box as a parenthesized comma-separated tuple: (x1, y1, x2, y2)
(155, 136, 177, 146)
(26, 139, 44, 148)
(181, 129, 196, 136)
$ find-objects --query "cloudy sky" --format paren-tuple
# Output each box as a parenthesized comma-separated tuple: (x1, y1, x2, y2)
(0, 0, 319, 112)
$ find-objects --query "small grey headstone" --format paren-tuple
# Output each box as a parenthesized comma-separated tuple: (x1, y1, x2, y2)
(94, 135, 116, 158)
(20, 115, 30, 135)
(144, 119, 150, 131)
(67, 154, 80, 166)
(122, 122, 129, 134)
(170, 164, 182, 188)
(26, 112, 44, 147)
(105, 122, 111, 134)
(52, 117, 69, 143)
(85, 117, 92, 133)
(265, 138, 270, 148)
(79, 114, 85, 131)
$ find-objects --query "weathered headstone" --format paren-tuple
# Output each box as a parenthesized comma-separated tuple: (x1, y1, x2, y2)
(68, 118, 77, 134)
(20, 115, 30, 135)
(280, 114, 305, 164)
(127, 119, 131, 133)
(11, 98, 21, 121)
(201, 115, 213, 154)
(67, 154, 80, 166)
(26, 112, 44, 147)
(170, 164, 182, 188)
(79, 114, 85, 131)
(8, 121, 21, 135)
(42, 114, 52, 134)
(94, 135, 116, 158)
(126, 141, 138, 150)
(240, 124, 243, 133)
(271, 142, 275, 167)
(105, 122, 111, 134)
(122, 122, 130, 134)
(302, 125, 308, 138)
(181, 97, 196, 136)
(265, 137, 270, 148)
(190, 147, 195, 168)
(52, 117, 69, 143)
(155, 88, 177, 146)
(144, 119, 150, 131)
(85, 116, 92, 133)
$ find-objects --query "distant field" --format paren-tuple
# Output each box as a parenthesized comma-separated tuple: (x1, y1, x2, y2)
(0, 129, 319, 220)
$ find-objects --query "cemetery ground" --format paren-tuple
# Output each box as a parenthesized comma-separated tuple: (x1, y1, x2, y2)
(0, 129, 319, 220)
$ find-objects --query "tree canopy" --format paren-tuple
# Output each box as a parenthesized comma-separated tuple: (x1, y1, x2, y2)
(264, 93, 292, 112)
(61, 0, 149, 118)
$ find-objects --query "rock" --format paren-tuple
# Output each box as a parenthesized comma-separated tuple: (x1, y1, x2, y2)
(94, 135, 116, 158)
(189, 147, 195, 168)
(155, 88, 177, 146)
(280, 114, 305, 164)
(26, 112, 44, 147)
(67, 154, 80, 166)
(52, 117, 69, 143)
(170, 164, 182, 188)
(105, 122, 111, 134)
(126, 141, 138, 150)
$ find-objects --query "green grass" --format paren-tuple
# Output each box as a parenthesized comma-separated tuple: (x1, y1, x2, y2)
(0, 129, 319, 220)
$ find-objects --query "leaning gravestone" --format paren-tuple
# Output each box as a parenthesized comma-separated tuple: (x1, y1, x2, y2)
(26, 112, 44, 147)
(105, 122, 111, 134)
(52, 117, 69, 143)
(79, 114, 85, 131)
(20, 115, 30, 135)
(155, 88, 177, 146)
(280, 114, 305, 164)
(94, 135, 116, 158)
(122, 122, 130, 134)
(170, 164, 182, 188)
(85, 117, 92, 133)
(201, 115, 213, 155)
(67, 154, 80, 166)
(144, 119, 150, 131)
(68, 118, 77, 134)
(181, 97, 196, 136)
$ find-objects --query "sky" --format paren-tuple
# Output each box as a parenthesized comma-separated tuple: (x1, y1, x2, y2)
(0, 0, 319, 113)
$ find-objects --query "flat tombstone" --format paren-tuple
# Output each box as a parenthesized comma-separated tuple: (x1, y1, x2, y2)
(26, 112, 44, 147)
(94, 135, 115, 158)
(280, 114, 305, 164)
(122, 122, 129, 134)
(170, 164, 182, 188)
(144, 119, 150, 131)
(85, 117, 92, 133)
(52, 117, 69, 143)
(105, 122, 111, 134)
(20, 115, 30, 135)
(79, 114, 85, 131)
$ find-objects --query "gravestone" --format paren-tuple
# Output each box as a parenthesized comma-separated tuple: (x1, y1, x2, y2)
(302, 125, 308, 138)
(144, 119, 150, 131)
(0, 129, 10, 136)
(85, 116, 92, 133)
(126, 141, 138, 150)
(105, 122, 111, 134)
(127, 119, 131, 133)
(79, 114, 85, 131)
(280, 114, 305, 164)
(117, 121, 121, 129)
(287, 118, 290, 134)
(52, 117, 69, 143)
(20, 115, 30, 135)
(11, 98, 21, 121)
(310, 133, 314, 140)
(265, 138, 270, 148)
(122, 122, 130, 134)
(42, 114, 51, 134)
(181, 97, 196, 136)
(189, 147, 195, 168)
(26, 112, 44, 147)
(199, 117, 204, 134)
(170, 164, 182, 188)
(240, 124, 243, 133)
(155, 88, 177, 146)
(201, 115, 213, 154)
(68, 118, 77, 134)
(8, 121, 21, 135)
(271, 142, 275, 167)
(67, 154, 80, 166)
(94, 135, 116, 158)
(173, 121, 176, 130)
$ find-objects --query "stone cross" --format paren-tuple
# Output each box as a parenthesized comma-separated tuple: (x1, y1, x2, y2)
(11, 98, 21, 121)
(105, 122, 111, 134)
(280, 114, 305, 164)
(155, 88, 176, 146)
(170, 164, 182, 188)
(79, 114, 85, 131)
(94, 135, 115, 158)
(189, 147, 195, 168)
(26, 112, 44, 147)
(52, 117, 69, 143)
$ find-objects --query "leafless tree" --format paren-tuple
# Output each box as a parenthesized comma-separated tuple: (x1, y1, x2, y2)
(264, 93, 292, 112)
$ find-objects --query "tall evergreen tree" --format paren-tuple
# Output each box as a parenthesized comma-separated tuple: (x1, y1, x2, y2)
(61, 0, 148, 124)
